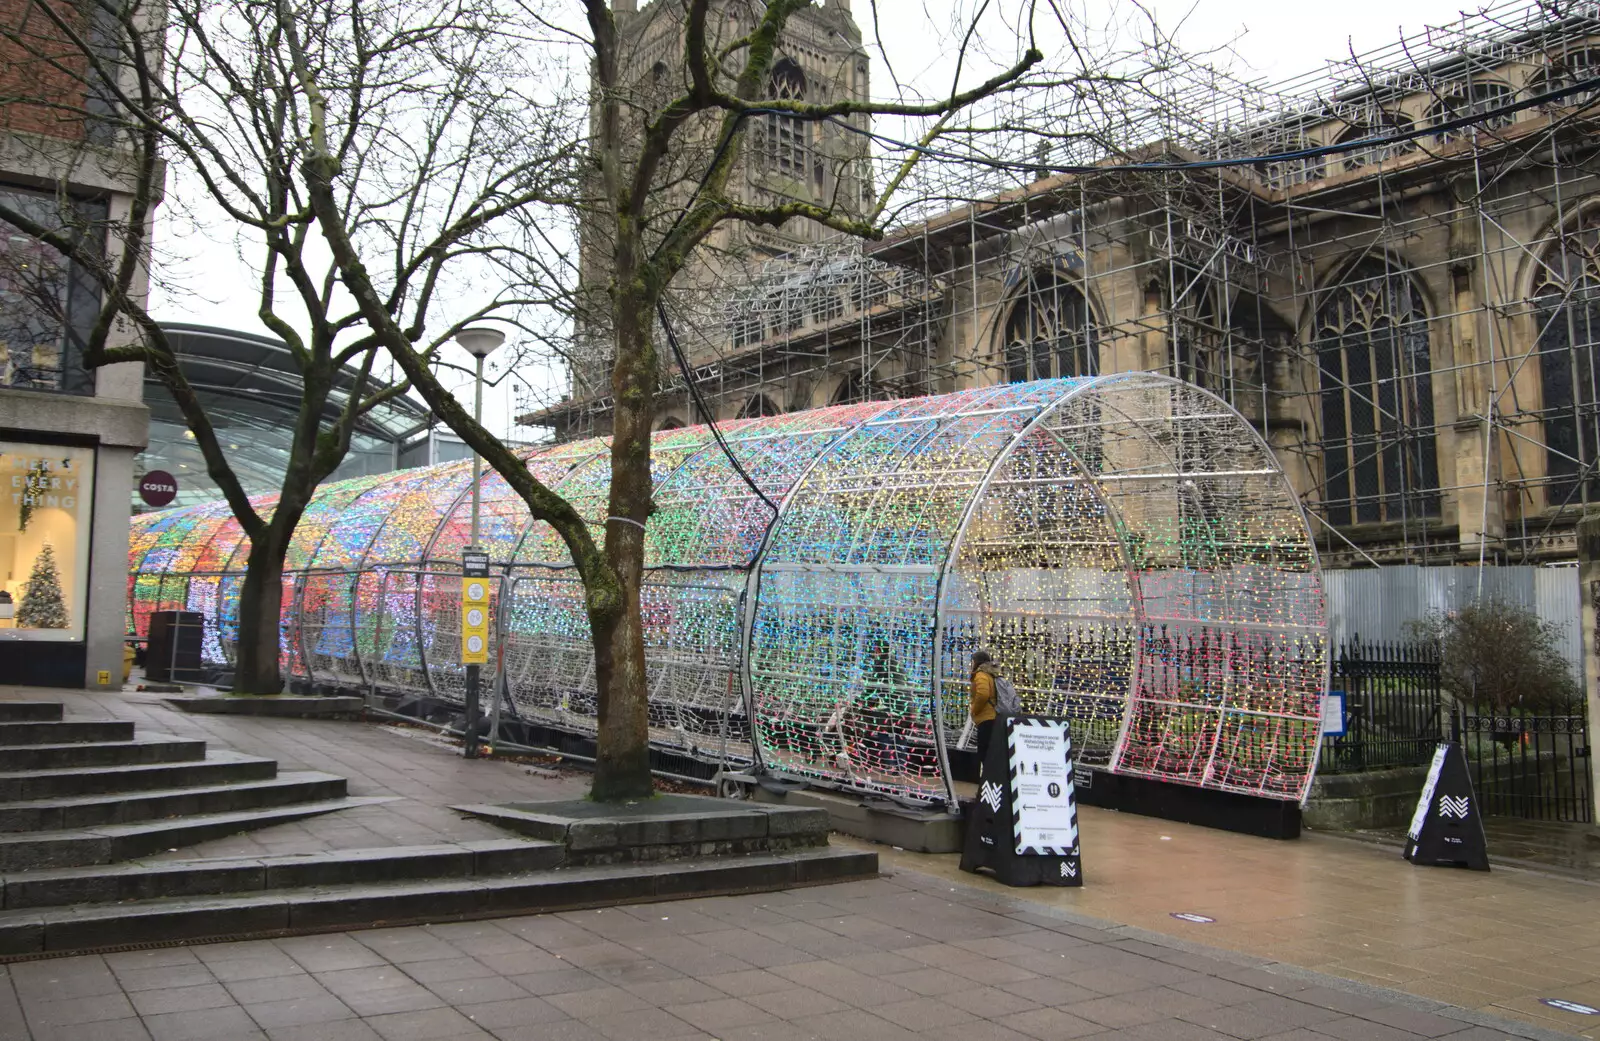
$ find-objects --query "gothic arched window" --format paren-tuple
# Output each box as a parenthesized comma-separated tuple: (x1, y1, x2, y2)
(1336, 111, 1416, 172)
(1002, 270, 1097, 383)
(1314, 262, 1440, 525)
(738, 394, 780, 419)
(1171, 276, 1221, 393)
(759, 59, 808, 179)
(1426, 81, 1514, 145)
(1535, 214, 1600, 508)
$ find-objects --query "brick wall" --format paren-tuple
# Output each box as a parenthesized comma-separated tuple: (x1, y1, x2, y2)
(0, 0, 91, 142)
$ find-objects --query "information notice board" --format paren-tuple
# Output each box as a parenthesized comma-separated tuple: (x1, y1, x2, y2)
(960, 715, 1082, 886)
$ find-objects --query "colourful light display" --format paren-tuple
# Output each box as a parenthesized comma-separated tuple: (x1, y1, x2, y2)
(128, 374, 1327, 805)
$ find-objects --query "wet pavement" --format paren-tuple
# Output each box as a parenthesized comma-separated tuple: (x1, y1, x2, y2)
(0, 683, 1597, 1039)
(0, 873, 1578, 1041)
(1342, 818, 1600, 882)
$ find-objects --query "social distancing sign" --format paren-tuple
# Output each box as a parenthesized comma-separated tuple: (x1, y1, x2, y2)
(461, 551, 490, 665)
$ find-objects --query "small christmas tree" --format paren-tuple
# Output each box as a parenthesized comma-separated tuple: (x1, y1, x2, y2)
(17, 543, 69, 629)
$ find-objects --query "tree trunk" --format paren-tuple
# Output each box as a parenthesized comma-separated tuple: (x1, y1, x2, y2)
(590, 286, 658, 802)
(232, 529, 290, 694)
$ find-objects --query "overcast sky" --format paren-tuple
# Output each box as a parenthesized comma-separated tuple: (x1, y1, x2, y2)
(147, 0, 1482, 442)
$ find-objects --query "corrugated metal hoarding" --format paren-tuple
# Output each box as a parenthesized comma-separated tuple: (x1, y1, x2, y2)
(1325, 565, 1581, 676)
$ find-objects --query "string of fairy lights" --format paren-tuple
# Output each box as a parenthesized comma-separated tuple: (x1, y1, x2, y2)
(129, 374, 1327, 805)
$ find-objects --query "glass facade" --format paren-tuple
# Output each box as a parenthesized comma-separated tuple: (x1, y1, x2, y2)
(0, 441, 95, 641)
(138, 386, 399, 509)
(130, 324, 430, 511)
(0, 185, 105, 397)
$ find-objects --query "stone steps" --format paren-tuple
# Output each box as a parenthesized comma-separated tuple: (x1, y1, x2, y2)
(0, 703, 64, 723)
(0, 734, 206, 771)
(0, 720, 135, 745)
(0, 749, 279, 801)
(0, 698, 879, 960)
(0, 797, 388, 871)
(0, 847, 879, 957)
(0, 838, 564, 908)
(0, 771, 349, 831)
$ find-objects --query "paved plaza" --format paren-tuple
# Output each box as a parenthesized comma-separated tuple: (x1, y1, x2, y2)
(0, 685, 1596, 1040)
(0, 872, 1577, 1041)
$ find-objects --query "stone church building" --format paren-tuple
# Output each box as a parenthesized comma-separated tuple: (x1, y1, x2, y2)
(526, 0, 1600, 568)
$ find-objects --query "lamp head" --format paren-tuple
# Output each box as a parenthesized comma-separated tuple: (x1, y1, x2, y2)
(455, 327, 506, 359)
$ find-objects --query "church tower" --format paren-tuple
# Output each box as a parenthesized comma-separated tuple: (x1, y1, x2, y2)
(563, 0, 872, 411)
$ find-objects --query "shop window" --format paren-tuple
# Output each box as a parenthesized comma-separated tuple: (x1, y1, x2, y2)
(0, 185, 104, 396)
(0, 442, 94, 641)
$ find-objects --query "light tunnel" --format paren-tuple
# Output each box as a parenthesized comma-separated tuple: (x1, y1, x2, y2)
(128, 373, 1329, 806)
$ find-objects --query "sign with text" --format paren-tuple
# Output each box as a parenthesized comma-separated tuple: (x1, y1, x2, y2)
(138, 470, 177, 508)
(460, 551, 490, 665)
(1404, 741, 1489, 871)
(1010, 718, 1079, 855)
(1320, 692, 1346, 737)
(960, 715, 1082, 887)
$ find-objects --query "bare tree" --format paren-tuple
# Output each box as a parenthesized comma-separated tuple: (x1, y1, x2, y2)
(307, 0, 1079, 800)
(8, 0, 1190, 802)
(0, 0, 582, 693)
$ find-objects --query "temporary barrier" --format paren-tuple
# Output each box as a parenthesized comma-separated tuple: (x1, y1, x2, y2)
(128, 374, 1328, 806)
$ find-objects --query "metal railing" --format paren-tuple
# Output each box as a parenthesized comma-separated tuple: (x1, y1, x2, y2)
(1320, 637, 1444, 773)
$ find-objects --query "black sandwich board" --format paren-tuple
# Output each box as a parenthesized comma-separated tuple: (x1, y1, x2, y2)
(1403, 741, 1489, 872)
(960, 714, 1082, 886)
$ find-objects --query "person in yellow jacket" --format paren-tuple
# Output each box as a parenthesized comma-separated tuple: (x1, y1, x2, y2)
(969, 650, 1000, 761)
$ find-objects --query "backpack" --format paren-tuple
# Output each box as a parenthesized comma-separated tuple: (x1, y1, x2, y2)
(994, 675, 1022, 715)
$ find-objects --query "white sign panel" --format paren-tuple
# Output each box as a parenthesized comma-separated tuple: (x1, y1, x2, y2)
(1320, 693, 1346, 736)
(1408, 743, 1448, 841)
(1010, 719, 1077, 855)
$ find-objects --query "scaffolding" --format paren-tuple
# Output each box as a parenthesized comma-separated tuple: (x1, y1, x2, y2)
(520, 0, 1600, 566)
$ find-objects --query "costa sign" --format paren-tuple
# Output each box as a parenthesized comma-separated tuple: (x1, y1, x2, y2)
(139, 470, 178, 507)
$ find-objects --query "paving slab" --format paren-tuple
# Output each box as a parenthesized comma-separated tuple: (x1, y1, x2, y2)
(0, 867, 1577, 1040)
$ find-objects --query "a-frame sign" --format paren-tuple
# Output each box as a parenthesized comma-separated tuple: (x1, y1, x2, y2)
(1404, 742, 1489, 871)
(960, 715, 1082, 887)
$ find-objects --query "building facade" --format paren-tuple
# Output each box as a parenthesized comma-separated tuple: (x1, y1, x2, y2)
(564, 0, 871, 405)
(133, 324, 439, 512)
(0, 0, 154, 686)
(531, 0, 1600, 569)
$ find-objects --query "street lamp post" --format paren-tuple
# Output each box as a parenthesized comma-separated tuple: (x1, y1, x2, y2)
(454, 326, 505, 759)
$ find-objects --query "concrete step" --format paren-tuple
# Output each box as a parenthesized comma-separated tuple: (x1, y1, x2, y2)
(0, 703, 62, 723)
(0, 772, 349, 832)
(0, 734, 206, 771)
(1, 839, 564, 908)
(0, 847, 880, 956)
(0, 750, 278, 801)
(0, 796, 389, 871)
(0, 720, 135, 745)
(164, 695, 363, 718)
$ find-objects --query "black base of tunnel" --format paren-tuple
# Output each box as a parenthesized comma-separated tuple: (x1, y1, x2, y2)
(1071, 767, 1302, 840)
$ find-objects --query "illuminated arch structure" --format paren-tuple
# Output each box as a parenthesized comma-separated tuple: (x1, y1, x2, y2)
(128, 374, 1328, 806)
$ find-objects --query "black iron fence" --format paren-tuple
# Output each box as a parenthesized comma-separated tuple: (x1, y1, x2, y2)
(1320, 636, 1593, 822)
(1321, 638, 1444, 773)
(1453, 709, 1592, 823)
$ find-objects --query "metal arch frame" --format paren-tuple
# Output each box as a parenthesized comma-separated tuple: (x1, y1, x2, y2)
(739, 386, 1055, 803)
(736, 405, 900, 774)
(128, 375, 1328, 803)
(932, 377, 1150, 807)
(1083, 372, 1329, 802)
(1187, 378, 1333, 805)
(1062, 374, 1213, 777)
(345, 464, 473, 698)
(288, 473, 401, 687)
